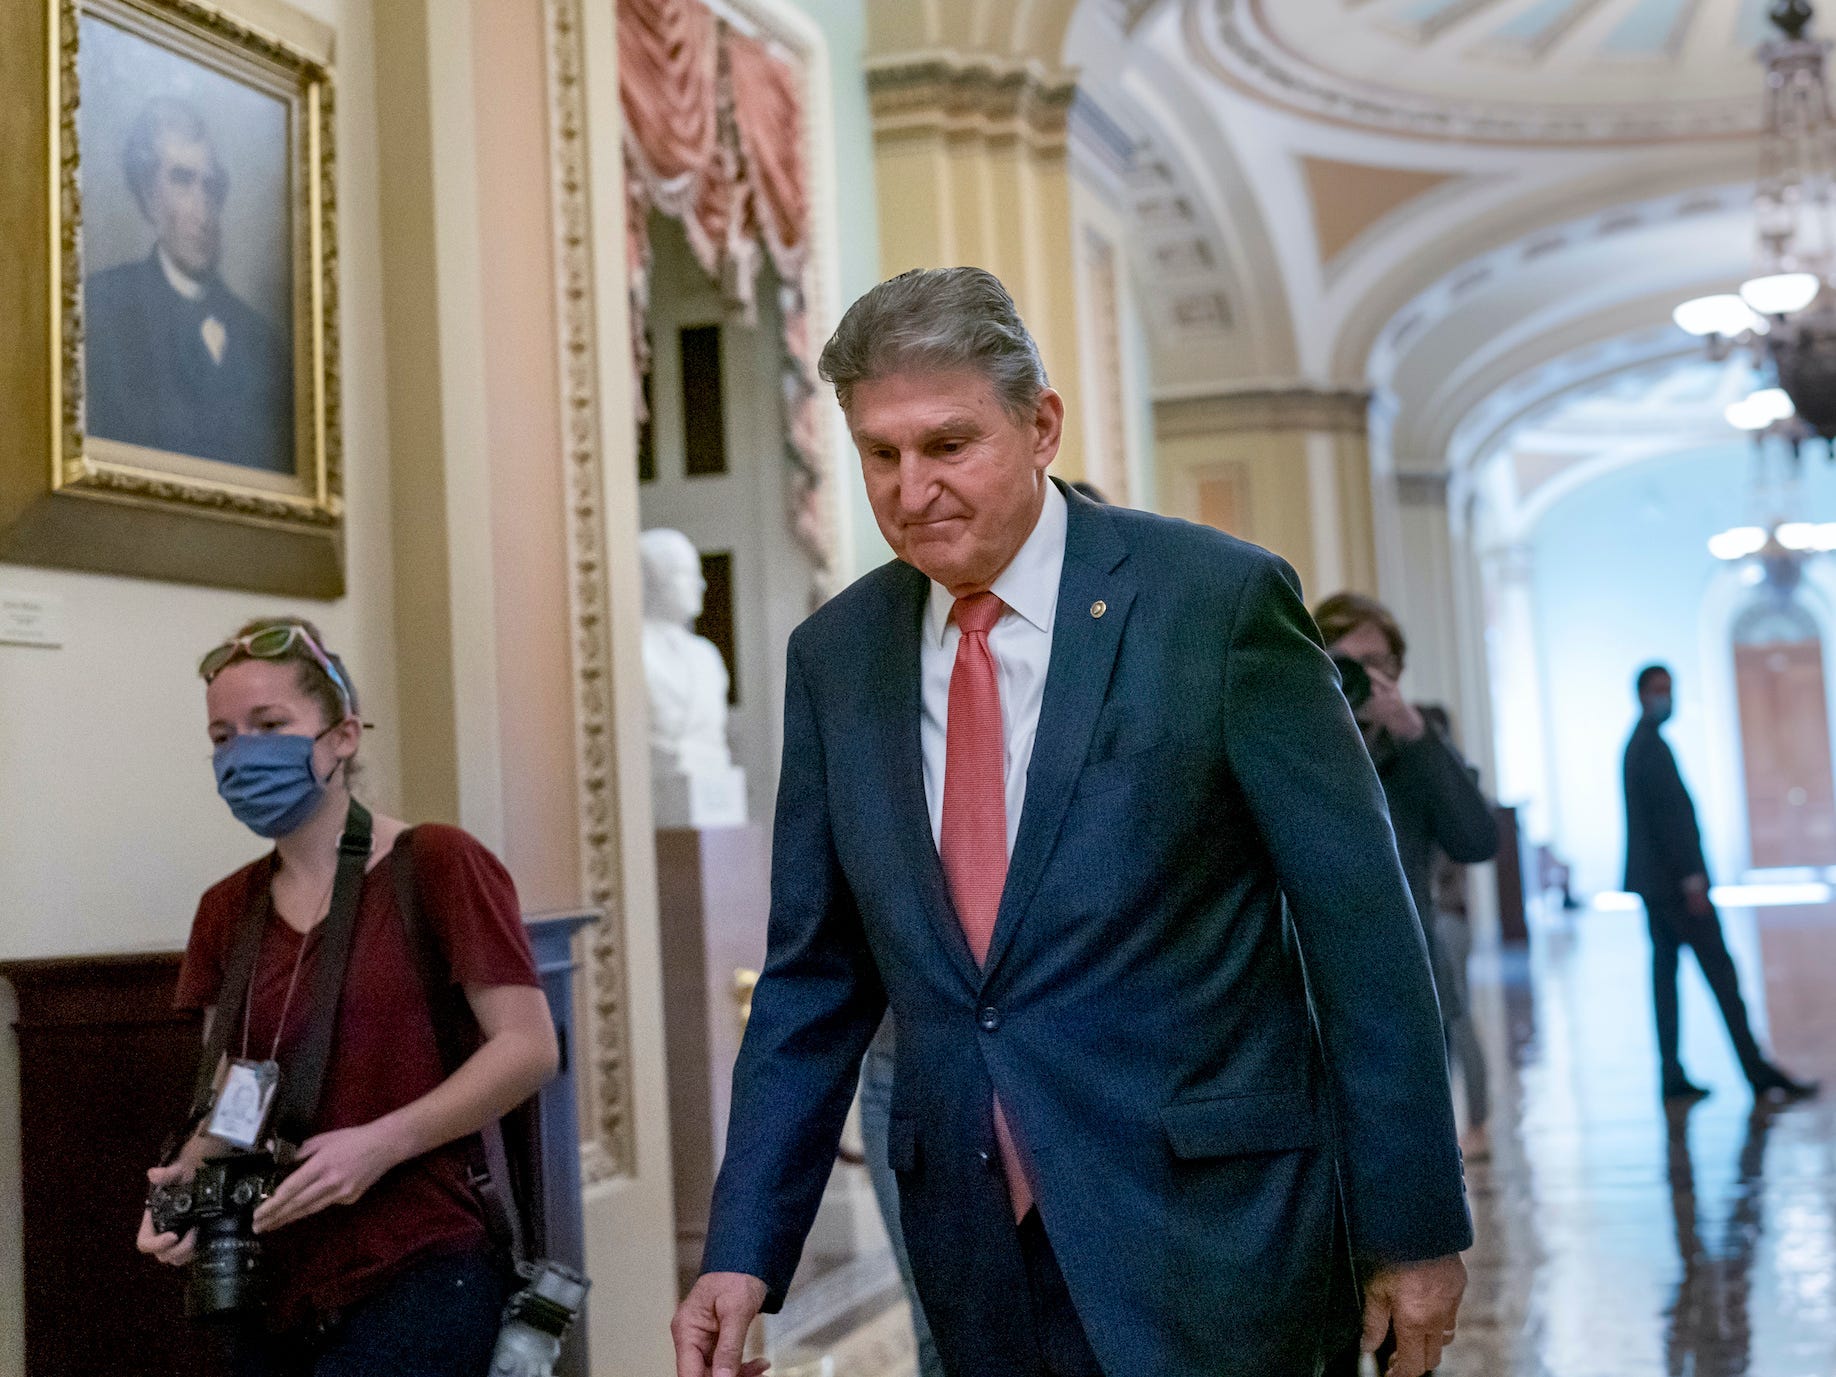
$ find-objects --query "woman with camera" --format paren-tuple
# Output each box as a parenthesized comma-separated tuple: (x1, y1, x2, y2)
(136, 618, 559, 1376)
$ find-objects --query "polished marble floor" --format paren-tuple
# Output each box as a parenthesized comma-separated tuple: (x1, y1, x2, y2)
(1443, 901, 1836, 1377)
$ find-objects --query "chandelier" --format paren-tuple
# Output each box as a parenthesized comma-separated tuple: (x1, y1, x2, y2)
(1675, 1, 1836, 452)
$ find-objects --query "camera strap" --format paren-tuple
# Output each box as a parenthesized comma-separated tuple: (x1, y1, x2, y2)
(391, 827, 528, 1265)
(171, 801, 374, 1164)
(268, 800, 375, 1153)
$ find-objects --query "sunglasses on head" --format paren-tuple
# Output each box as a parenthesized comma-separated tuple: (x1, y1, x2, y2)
(198, 623, 357, 718)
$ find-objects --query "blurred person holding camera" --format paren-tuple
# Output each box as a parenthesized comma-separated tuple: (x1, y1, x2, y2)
(1314, 594, 1497, 1154)
(136, 617, 558, 1376)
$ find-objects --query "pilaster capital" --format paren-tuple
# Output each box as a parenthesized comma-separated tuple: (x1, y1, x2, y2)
(866, 52, 1078, 149)
(1395, 470, 1451, 507)
(1154, 385, 1372, 439)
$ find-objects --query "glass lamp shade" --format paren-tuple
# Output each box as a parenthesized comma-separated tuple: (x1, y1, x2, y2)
(1708, 526, 1769, 560)
(1740, 273, 1823, 317)
(1674, 294, 1760, 337)
(1753, 387, 1797, 421)
(1726, 394, 1780, 430)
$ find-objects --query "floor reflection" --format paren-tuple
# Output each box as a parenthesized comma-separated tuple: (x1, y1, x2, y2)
(1446, 904, 1836, 1377)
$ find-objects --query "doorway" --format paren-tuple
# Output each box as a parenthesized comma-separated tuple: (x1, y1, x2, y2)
(639, 213, 816, 825)
(1733, 598, 1836, 869)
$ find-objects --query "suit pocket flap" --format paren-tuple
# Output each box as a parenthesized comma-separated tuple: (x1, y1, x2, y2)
(886, 1115, 918, 1173)
(1161, 1090, 1319, 1160)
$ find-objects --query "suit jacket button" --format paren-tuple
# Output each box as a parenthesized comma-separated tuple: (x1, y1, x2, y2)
(976, 1149, 995, 1171)
(978, 1007, 1001, 1032)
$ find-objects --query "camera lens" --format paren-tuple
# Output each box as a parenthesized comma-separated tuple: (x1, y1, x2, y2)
(187, 1214, 265, 1319)
(1332, 656, 1373, 712)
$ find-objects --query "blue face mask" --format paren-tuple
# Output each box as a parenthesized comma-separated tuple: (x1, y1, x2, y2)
(213, 729, 340, 839)
(1645, 695, 1674, 725)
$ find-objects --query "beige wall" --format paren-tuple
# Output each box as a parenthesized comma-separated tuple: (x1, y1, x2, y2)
(1155, 394, 1377, 602)
(473, 0, 582, 912)
(0, 0, 399, 1363)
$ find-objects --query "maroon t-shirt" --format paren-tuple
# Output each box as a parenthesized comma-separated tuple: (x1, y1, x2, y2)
(175, 824, 540, 1332)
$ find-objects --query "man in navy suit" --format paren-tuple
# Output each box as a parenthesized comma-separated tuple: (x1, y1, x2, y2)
(1623, 663, 1813, 1103)
(84, 96, 293, 474)
(672, 269, 1470, 1377)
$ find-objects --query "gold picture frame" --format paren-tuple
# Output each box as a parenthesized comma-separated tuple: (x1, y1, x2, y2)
(0, 0, 340, 596)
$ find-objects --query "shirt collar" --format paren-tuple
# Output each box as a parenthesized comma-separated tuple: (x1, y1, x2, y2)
(157, 246, 207, 302)
(925, 479, 1069, 646)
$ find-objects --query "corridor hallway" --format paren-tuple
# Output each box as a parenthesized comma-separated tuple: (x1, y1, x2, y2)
(1449, 901, 1836, 1377)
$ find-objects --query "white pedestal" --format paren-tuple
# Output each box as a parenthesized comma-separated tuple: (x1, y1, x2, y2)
(652, 760, 748, 829)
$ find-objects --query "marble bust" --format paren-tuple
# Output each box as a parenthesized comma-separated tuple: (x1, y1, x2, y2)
(640, 528, 746, 828)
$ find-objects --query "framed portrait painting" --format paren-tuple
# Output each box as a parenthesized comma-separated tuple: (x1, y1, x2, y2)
(0, 0, 340, 596)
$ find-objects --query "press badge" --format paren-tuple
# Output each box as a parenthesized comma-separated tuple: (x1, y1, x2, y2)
(206, 1059, 280, 1150)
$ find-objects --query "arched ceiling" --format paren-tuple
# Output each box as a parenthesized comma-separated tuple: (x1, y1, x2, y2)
(1467, 351, 1763, 543)
(1194, 0, 1779, 145)
(1370, 183, 1762, 465)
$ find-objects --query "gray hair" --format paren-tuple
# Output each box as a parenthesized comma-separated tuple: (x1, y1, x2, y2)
(123, 96, 225, 216)
(818, 267, 1049, 421)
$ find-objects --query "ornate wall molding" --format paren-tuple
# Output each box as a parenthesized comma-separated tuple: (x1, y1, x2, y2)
(544, 0, 634, 1184)
(1155, 385, 1371, 438)
(867, 53, 1078, 149)
(1192, 0, 1761, 148)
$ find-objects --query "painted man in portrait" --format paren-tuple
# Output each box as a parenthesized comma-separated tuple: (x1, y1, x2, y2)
(84, 96, 293, 474)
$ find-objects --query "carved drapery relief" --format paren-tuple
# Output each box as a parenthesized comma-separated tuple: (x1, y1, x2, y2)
(619, 0, 835, 600)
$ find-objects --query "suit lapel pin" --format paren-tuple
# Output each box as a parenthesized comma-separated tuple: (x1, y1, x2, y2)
(1091, 600, 1107, 619)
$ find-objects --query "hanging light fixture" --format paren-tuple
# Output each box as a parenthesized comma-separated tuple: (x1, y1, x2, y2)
(1675, 0, 1836, 451)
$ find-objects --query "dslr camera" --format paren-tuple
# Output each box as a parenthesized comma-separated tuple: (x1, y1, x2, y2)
(1332, 655, 1373, 712)
(489, 1260, 591, 1377)
(147, 1153, 284, 1318)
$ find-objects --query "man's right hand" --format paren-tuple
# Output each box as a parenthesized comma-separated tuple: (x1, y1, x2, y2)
(672, 1271, 772, 1377)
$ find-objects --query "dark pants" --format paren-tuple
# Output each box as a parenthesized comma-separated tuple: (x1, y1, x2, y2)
(229, 1248, 506, 1377)
(860, 1024, 947, 1377)
(1643, 898, 1764, 1083)
(1018, 1210, 1104, 1376)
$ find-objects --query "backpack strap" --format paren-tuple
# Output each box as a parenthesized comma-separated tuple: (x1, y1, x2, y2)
(269, 801, 375, 1152)
(391, 827, 528, 1263)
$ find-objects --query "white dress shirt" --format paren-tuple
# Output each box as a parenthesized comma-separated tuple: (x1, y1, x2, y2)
(920, 480, 1069, 856)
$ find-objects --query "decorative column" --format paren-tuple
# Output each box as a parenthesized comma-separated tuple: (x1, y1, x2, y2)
(1153, 386, 1375, 598)
(865, 55, 1089, 482)
(1481, 542, 1553, 840)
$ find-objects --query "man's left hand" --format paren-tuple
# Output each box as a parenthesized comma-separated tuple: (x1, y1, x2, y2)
(1361, 1253, 1466, 1377)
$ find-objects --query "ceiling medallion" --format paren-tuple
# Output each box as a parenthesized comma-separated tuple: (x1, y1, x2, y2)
(1195, 0, 1765, 147)
(1675, 1, 1836, 454)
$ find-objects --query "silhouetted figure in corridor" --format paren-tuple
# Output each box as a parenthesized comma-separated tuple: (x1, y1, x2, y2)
(1622, 664, 1815, 1103)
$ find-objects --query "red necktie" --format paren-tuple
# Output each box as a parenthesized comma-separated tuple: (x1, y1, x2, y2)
(939, 592, 1034, 1220)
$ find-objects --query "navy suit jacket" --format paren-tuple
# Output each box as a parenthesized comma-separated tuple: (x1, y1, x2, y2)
(1623, 718, 1708, 902)
(704, 486, 1471, 1377)
(84, 252, 294, 474)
